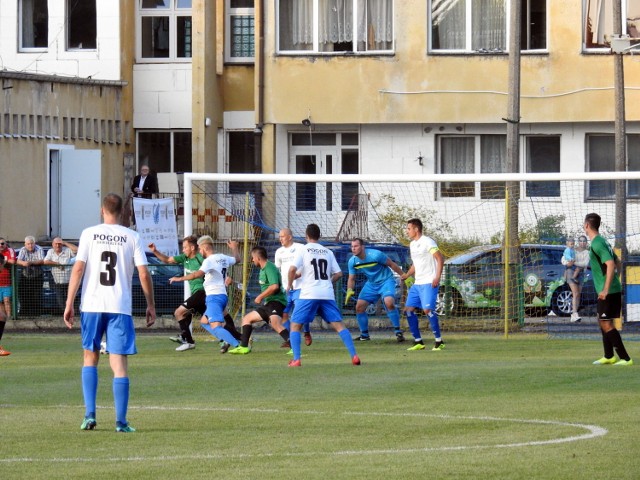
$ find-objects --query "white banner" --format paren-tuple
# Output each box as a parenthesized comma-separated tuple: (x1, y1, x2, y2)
(133, 197, 179, 256)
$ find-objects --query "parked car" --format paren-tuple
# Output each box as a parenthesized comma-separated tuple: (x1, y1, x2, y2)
(437, 244, 598, 317)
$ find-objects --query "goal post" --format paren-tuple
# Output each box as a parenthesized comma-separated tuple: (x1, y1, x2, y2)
(184, 171, 640, 335)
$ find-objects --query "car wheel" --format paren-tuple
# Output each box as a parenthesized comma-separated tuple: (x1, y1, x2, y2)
(436, 289, 462, 317)
(551, 286, 573, 317)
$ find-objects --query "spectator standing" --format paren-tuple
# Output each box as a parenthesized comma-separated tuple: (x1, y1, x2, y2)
(0, 237, 15, 356)
(562, 235, 590, 322)
(286, 223, 360, 367)
(0, 237, 16, 319)
(16, 236, 45, 316)
(44, 238, 78, 312)
(346, 238, 405, 342)
(584, 213, 633, 366)
(64, 193, 156, 432)
(131, 165, 158, 199)
(274, 228, 312, 347)
(401, 218, 446, 352)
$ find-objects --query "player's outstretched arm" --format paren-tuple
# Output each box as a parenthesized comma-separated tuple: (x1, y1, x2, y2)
(138, 265, 156, 327)
(64, 261, 86, 328)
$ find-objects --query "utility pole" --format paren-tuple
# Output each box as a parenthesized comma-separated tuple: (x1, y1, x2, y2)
(613, 0, 627, 259)
(504, 0, 521, 327)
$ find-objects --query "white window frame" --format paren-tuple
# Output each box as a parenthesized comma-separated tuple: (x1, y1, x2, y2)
(18, 0, 48, 52)
(225, 0, 255, 64)
(66, 0, 97, 51)
(137, 0, 192, 63)
(429, 0, 510, 54)
(523, 135, 561, 198)
(582, 0, 634, 52)
(276, 0, 395, 55)
(586, 133, 640, 199)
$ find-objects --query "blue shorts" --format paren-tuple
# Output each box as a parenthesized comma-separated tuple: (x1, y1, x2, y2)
(0, 286, 11, 300)
(81, 312, 137, 355)
(204, 294, 228, 323)
(405, 284, 439, 312)
(291, 298, 342, 325)
(283, 289, 300, 314)
(358, 277, 397, 305)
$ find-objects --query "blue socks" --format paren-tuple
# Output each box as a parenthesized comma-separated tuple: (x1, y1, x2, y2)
(387, 308, 401, 333)
(427, 311, 441, 339)
(339, 329, 357, 357)
(291, 330, 301, 360)
(356, 312, 369, 337)
(82, 366, 98, 418)
(113, 377, 130, 426)
(406, 311, 422, 341)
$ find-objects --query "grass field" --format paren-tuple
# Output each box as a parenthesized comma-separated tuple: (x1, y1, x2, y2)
(0, 331, 638, 480)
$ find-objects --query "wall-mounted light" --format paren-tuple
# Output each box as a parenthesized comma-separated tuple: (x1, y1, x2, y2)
(204, 117, 211, 127)
(302, 117, 311, 127)
(417, 152, 424, 166)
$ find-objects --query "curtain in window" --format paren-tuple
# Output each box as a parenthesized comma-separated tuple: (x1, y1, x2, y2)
(292, 0, 314, 46)
(21, 0, 35, 47)
(480, 135, 507, 199)
(472, 0, 506, 50)
(441, 137, 474, 197)
(432, 0, 465, 49)
(585, 0, 615, 47)
(319, 0, 353, 44)
(356, 0, 393, 49)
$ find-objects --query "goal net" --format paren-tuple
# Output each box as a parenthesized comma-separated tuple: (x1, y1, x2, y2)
(184, 172, 640, 337)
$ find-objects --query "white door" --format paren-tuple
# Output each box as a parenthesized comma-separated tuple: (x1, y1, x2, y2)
(50, 149, 101, 238)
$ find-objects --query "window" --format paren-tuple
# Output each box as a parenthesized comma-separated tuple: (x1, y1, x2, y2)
(138, 0, 192, 61)
(525, 136, 560, 197)
(19, 0, 48, 51)
(430, 0, 547, 52)
(67, 0, 96, 50)
(137, 130, 192, 173)
(438, 135, 507, 199)
(277, 0, 393, 54)
(587, 134, 640, 199)
(226, 0, 255, 63)
(584, 0, 640, 50)
(228, 131, 260, 194)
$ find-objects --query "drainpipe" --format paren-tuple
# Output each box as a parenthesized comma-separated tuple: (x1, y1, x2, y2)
(253, 0, 265, 220)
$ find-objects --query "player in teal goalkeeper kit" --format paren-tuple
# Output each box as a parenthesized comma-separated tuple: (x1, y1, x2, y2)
(346, 238, 405, 342)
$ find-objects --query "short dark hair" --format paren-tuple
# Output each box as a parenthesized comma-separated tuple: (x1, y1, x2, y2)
(103, 193, 123, 216)
(352, 238, 365, 246)
(306, 223, 321, 241)
(182, 235, 198, 247)
(251, 246, 267, 260)
(584, 213, 601, 232)
(407, 218, 423, 233)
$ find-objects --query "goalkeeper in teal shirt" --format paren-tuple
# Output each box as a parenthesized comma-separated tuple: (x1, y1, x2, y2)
(346, 238, 405, 342)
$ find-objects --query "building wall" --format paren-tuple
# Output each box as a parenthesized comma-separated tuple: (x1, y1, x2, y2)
(0, 0, 122, 80)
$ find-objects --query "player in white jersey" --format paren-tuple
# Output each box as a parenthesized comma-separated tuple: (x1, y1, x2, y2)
(64, 193, 156, 433)
(401, 218, 445, 352)
(274, 228, 312, 347)
(170, 235, 241, 349)
(286, 223, 360, 367)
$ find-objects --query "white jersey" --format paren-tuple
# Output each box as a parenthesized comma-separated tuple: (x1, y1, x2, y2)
(76, 223, 147, 315)
(410, 234, 440, 285)
(200, 253, 236, 296)
(274, 242, 304, 290)
(292, 242, 341, 300)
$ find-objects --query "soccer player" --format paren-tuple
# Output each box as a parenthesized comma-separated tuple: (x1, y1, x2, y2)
(401, 218, 445, 352)
(274, 228, 312, 346)
(584, 213, 633, 366)
(64, 193, 156, 433)
(287, 223, 360, 367)
(169, 236, 241, 350)
(229, 246, 289, 354)
(346, 238, 405, 342)
(149, 236, 241, 352)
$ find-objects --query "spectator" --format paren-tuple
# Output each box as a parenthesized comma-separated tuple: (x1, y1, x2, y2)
(562, 235, 590, 322)
(0, 237, 16, 321)
(44, 238, 78, 312)
(131, 165, 158, 199)
(16, 236, 45, 316)
(0, 237, 15, 356)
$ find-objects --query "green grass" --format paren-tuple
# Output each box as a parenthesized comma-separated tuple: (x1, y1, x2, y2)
(1, 332, 639, 480)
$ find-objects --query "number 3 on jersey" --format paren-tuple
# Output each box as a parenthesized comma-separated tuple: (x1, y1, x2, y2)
(100, 251, 117, 286)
